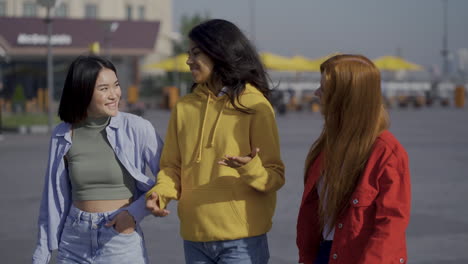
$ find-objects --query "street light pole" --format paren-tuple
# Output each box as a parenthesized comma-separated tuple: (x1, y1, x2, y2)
(0, 46, 8, 141)
(46, 6, 54, 132)
(0, 48, 4, 141)
(441, 0, 449, 78)
(38, 0, 56, 132)
(108, 22, 119, 61)
(167, 32, 183, 95)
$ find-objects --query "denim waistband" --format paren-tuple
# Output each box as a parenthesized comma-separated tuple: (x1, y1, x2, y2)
(68, 204, 121, 222)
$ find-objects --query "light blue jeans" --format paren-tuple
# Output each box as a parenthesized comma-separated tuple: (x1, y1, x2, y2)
(184, 234, 270, 264)
(57, 205, 148, 263)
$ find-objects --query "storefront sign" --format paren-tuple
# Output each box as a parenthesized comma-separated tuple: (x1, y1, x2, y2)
(16, 33, 72, 46)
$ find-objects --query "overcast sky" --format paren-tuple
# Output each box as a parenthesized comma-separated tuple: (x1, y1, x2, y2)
(173, 0, 468, 70)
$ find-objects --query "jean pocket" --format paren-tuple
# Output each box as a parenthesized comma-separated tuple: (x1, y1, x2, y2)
(107, 225, 138, 237)
(63, 214, 78, 229)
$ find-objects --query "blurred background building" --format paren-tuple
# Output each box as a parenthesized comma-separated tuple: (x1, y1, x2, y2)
(0, 0, 466, 123)
(0, 0, 173, 113)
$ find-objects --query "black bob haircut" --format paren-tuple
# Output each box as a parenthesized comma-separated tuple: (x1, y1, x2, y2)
(58, 55, 117, 124)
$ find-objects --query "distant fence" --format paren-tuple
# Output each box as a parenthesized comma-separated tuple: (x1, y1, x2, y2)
(271, 81, 467, 113)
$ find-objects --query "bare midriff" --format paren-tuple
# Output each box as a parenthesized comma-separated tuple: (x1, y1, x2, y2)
(73, 198, 132, 213)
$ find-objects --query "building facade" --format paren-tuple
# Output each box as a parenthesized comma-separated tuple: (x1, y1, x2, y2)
(0, 0, 173, 113)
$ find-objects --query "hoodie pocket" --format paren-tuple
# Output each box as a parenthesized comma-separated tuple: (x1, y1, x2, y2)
(178, 188, 249, 239)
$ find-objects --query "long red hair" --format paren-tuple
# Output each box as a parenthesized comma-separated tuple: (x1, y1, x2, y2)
(305, 54, 389, 235)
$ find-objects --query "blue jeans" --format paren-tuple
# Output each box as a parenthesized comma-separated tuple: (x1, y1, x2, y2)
(314, 240, 332, 264)
(184, 234, 270, 264)
(57, 205, 148, 263)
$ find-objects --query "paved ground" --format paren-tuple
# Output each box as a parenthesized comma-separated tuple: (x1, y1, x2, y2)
(1, 106, 467, 264)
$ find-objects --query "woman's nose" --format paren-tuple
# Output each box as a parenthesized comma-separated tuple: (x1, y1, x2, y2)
(186, 56, 193, 65)
(109, 87, 117, 98)
(314, 87, 322, 97)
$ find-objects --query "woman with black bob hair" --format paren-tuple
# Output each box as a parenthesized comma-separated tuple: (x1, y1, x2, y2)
(146, 19, 285, 263)
(33, 55, 163, 264)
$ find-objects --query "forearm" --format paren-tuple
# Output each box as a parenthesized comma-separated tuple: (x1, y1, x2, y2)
(125, 194, 151, 223)
(236, 155, 285, 192)
(359, 167, 410, 263)
(358, 226, 408, 264)
(145, 168, 181, 209)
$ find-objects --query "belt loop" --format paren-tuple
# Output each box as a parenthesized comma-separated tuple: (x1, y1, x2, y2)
(102, 213, 108, 223)
(106, 212, 113, 222)
(76, 210, 83, 224)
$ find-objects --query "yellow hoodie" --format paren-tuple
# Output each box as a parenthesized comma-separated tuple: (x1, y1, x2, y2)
(146, 83, 285, 242)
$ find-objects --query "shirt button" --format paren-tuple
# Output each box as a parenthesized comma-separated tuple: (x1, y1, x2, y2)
(400, 258, 405, 263)
(338, 223, 343, 229)
(332, 253, 338, 259)
(353, 199, 359, 204)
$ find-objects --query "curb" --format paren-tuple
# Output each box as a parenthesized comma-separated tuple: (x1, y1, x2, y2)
(2, 125, 49, 134)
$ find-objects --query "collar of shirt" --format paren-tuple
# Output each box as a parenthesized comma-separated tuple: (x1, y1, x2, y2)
(217, 86, 229, 97)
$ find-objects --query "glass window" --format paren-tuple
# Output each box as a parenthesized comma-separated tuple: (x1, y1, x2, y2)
(126, 5, 132, 20)
(0, 2, 6, 17)
(55, 3, 68, 17)
(138, 6, 145, 20)
(23, 2, 37, 17)
(85, 4, 97, 19)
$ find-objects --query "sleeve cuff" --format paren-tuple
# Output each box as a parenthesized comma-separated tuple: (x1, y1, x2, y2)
(235, 155, 262, 181)
(32, 246, 51, 264)
(126, 195, 150, 223)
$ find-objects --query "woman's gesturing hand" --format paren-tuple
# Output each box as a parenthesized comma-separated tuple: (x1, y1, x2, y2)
(218, 147, 260, 168)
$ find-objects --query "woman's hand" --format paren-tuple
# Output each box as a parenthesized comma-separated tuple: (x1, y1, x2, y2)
(145, 192, 170, 217)
(105, 210, 136, 234)
(218, 147, 260, 168)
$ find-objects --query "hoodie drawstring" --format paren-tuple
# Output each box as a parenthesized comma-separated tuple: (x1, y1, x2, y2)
(196, 92, 227, 163)
(197, 94, 211, 163)
(210, 101, 226, 147)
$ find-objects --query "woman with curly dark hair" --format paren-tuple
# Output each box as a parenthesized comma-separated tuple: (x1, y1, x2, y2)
(146, 19, 285, 264)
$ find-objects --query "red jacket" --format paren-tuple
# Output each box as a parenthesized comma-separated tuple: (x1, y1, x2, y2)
(296, 131, 411, 264)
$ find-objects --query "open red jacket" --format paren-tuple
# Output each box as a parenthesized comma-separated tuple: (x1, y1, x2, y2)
(296, 131, 411, 264)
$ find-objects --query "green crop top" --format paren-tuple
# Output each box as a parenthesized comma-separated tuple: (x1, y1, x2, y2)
(66, 116, 135, 201)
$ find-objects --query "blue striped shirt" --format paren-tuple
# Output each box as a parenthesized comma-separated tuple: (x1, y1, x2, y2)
(32, 112, 163, 264)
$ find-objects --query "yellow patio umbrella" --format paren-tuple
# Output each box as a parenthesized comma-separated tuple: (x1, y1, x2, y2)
(145, 53, 190, 72)
(260, 52, 307, 72)
(372, 56, 423, 71)
(309, 53, 342, 68)
(290, 56, 321, 72)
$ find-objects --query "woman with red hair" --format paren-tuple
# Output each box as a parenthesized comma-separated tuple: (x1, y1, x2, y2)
(296, 54, 411, 264)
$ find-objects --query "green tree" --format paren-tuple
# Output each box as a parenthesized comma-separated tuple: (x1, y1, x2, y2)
(170, 12, 211, 93)
(141, 13, 212, 99)
(173, 12, 211, 55)
(11, 84, 26, 113)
